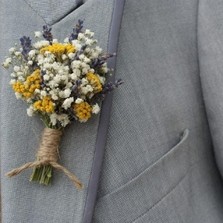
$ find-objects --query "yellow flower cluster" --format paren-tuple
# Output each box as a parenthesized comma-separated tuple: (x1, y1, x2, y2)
(12, 69, 41, 98)
(40, 43, 75, 57)
(86, 72, 102, 93)
(33, 96, 54, 113)
(73, 102, 92, 122)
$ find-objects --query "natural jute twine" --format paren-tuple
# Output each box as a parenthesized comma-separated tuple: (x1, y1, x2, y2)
(5, 128, 83, 189)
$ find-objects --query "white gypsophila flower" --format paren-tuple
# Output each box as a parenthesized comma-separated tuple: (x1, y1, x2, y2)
(43, 74, 50, 81)
(33, 40, 49, 49)
(26, 98, 32, 103)
(95, 46, 102, 54)
(70, 73, 78, 80)
(71, 60, 81, 69)
(59, 88, 71, 98)
(40, 90, 47, 97)
(91, 52, 99, 59)
(14, 51, 22, 57)
(28, 61, 33, 65)
(66, 82, 73, 88)
(86, 39, 94, 46)
(34, 89, 41, 94)
(63, 88, 71, 98)
(2, 57, 12, 68)
(49, 73, 54, 78)
(75, 98, 83, 104)
(77, 33, 84, 40)
(64, 37, 69, 43)
(18, 76, 25, 82)
(85, 29, 94, 37)
(16, 71, 24, 77)
(28, 50, 36, 58)
(48, 80, 57, 88)
(41, 40, 50, 47)
(43, 63, 51, 69)
(85, 29, 91, 34)
(34, 31, 42, 38)
(50, 113, 57, 125)
(71, 40, 82, 50)
(10, 72, 16, 77)
(15, 92, 22, 99)
(81, 78, 88, 86)
(76, 43, 82, 51)
(9, 47, 16, 54)
(61, 74, 68, 81)
(102, 67, 108, 73)
(27, 106, 35, 117)
(72, 69, 81, 77)
(62, 97, 74, 110)
(62, 54, 67, 60)
(37, 53, 44, 61)
(52, 39, 58, 43)
(58, 68, 65, 75)
(58, 114, 70, 127)
(81, 85, 93, 95)
(84, 47, 91, 53)
(82, 67, 90, 75)
(98, 76, 105, 85)
(71, 40, 78, 45)
(81, 62, 89, 69)
(50, 113, 70, 127)
(92, 103, 100, 114)
(53, 75, 61, 83)
(64, 66, 69, 71)
(68, 53, 75, 60)
(52, 94, 59, 100)
(79, 54, 85, 60)
(84, 57, 91, 64)
(9, 79, 16, 85)
(52, 62, 60, 70)
(43, 51, 52, 57)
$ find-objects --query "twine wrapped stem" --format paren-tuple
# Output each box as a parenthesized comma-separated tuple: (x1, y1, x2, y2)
(5, 128, 83, 190)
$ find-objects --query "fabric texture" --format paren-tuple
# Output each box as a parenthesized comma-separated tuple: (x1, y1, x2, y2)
(1, 0, 223, 222)
(0, 0, 115, 222)
(93, 0, 223, 222)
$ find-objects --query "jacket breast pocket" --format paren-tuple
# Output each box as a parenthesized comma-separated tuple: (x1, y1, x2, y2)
(93, 129, 193, 223)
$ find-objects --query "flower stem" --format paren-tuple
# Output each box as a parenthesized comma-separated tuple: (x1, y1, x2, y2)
(29, 165, 53, 185)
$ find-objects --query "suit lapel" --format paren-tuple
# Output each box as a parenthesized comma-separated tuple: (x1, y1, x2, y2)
(81, 1, 125, 222)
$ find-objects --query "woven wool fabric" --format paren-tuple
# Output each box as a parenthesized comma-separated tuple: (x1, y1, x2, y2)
(93, 0, 223, 222)
(1, 0, 223, 223)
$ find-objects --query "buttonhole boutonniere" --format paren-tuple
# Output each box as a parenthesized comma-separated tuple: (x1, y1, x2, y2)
(2, 19, 123, 189)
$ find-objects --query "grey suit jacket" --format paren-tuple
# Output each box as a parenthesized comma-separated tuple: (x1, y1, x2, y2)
(1, 0, 223, 222)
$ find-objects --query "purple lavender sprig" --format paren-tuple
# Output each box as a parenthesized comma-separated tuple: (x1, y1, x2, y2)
(20, 36, 32, 58)
(71, 80, 82, 96)
(92, 79, 124, 102)
(69, 19, 84, 42)
(103, 78, 124, 94)
(42, 25, 53, 43)
(91, 53, 116, 70)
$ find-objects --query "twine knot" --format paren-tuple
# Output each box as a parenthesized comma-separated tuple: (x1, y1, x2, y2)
(5, 128, 83, 190)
